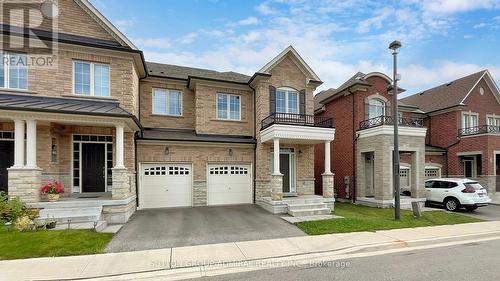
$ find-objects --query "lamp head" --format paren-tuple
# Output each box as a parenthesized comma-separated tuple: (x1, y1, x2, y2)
(389, 40, 402, 53)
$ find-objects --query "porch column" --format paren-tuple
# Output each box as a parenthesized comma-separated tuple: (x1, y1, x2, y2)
(114, 124, 125, 169)
(273, 138, 280, 175)
(25, 120, 38, 168)
(13, 119, 25, 168)
(271, 138, 283, 201)
(322, 140, 335, 198)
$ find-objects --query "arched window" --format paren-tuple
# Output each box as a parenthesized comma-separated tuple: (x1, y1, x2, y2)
(368, 98, 385, 119)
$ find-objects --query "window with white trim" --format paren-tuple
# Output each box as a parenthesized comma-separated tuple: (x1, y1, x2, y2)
(152, 88, 183, 116)
(73, 61, 110, 96)
(461, 112, 478, 129)
(487, 115, 500, 127)
(368, 98, 385, 119)
(217, 93, 241, 120)
(276, 88, 299, 114)
(0, 52, 28, 90)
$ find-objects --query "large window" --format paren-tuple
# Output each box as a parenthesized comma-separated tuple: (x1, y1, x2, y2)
(276, 88, 299, 114)
(461, 112, 478, 129)
(0, 52, 28, 90)
(368, 98, 385, 119)
(217, 93, 241, 120)
(152, 88, 183, 116)
(73, 61, 110, 96)
(487, 115, 500, 127)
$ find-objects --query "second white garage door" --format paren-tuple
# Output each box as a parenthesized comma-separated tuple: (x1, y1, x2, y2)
(207, 164, 252, 206)
(140, 163, 192, 209)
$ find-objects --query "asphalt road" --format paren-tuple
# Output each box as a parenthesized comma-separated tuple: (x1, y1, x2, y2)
(189, 238, 500, 281)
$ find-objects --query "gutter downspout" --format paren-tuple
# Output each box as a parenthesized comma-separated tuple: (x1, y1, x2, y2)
(445, 135, 462, 176)
(249, 83, 257, 204)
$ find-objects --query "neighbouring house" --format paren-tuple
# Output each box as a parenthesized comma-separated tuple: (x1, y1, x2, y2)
(401, 70, 500, 203)
(0, 0, 336, 227)
(314, 72, 428, 207)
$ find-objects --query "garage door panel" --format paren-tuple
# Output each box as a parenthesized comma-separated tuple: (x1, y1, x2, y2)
(141, 163, 192, 209)
(208, 164, 251, 206)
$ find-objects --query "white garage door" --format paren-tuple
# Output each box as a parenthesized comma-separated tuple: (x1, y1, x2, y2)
(140, 163, 192, 209)
(208, 164, 252, 206)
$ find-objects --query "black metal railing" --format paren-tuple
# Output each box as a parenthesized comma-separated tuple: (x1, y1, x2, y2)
(359, 115, 424, 130)
(458, 125, 500, 136)
(261, 113, 334, 130)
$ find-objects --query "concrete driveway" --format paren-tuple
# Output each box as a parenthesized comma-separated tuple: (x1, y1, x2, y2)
(106, 205, 305, 253)
(426, 204, 500, 221)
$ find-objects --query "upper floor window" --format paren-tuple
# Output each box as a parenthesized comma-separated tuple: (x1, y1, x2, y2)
(152, 88, 182, 116)
(276, 88, 299, 114)
(0, 52, 28, 90)
(462, 112, 478, 128)
(217, 93, 241, 120)
(73, 61, 110, 96)
(368, 98, 385, 119)
(487, 115, 500, 127)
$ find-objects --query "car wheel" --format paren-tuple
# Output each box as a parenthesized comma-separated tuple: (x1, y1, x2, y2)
(465, 206, 478, 212)
(444, 198, 460, 211)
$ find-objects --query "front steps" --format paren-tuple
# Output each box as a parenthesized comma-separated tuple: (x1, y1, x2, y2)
(36, 205, 108, 232)
(283, 198, 335, 223)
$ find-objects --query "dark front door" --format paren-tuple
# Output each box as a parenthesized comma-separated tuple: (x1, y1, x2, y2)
(280, 154, 290, 193)
(496, 155, 500, 192)
(82, 143, 106, 193)
(0, 141, 14, 193)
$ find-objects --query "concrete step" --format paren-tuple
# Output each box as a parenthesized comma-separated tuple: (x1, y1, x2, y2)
(287, 203, 328, 211)
(284, 198, 328, 205)
(288, 207, 331, 217)
(38, 206, 102, 223)
(281, 214, 337, 223)
(53, 220, 107, 232)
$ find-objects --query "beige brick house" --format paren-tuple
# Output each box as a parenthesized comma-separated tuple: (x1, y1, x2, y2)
(0, 0, 335, 227)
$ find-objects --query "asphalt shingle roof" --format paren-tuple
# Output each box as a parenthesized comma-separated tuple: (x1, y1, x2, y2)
(0, 93, 132, 117)
(400, 70, 486, 113)
(146, 62, 251, 84)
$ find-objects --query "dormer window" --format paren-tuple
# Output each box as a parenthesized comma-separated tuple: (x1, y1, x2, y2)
(276, 87, 299, 114)
(368, 98, 385, 119)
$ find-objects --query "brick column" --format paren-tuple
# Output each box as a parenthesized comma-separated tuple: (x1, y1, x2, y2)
(7, 168, 42, 203)
(270, 174, 283, 201)
(322, 174, 334, 198)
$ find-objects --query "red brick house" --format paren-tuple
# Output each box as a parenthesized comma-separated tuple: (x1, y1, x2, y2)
(401, 70, 500, 203)
(314, 72, 427, 207)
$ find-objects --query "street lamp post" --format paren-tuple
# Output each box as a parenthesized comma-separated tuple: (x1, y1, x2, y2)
(389, 40, 402, 221)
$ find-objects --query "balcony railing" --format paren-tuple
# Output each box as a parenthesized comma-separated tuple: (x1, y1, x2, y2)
(359, 115, 424, 130)
(261, 113, 334, 130)
(458, 125, 500, 136)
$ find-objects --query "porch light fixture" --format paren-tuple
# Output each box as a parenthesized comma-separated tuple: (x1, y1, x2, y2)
(164, 147, 170, 155)
(389, 40, 401, 221)
(228, 148, 233, 156)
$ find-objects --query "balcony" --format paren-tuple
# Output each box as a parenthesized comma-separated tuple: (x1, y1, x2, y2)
(359, 115, 424, 130)
(261, 113, 334, 130)
(259, 113, 335, 144)
(458, 125, 500, 137)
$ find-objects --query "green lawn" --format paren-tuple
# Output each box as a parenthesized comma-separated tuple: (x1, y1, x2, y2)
(296, 202, 482, 235)
(0, 228, 113, 260)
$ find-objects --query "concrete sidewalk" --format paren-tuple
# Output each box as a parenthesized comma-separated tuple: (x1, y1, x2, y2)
(2, 221, 500, 281)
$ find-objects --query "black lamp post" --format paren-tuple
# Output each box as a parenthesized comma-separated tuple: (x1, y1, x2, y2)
(389, 40, 402, 220)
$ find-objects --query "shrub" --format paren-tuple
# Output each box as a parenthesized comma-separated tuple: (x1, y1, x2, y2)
(0, 192, 39, 228)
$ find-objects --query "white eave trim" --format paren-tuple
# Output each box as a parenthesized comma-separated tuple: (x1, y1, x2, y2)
(260, 124, 335, 143)
(257, 46, 321, 82)
(358, 125, 427, 139)
(77, 0, 139, 50)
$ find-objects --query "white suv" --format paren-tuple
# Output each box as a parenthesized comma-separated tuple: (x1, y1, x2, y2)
(424, 178, 492, 211)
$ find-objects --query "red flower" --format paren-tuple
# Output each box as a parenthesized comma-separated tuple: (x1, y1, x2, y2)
(40, 181, 64, 194)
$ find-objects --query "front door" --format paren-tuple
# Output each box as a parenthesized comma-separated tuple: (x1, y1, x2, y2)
(82, 143, 105, 193)
(464, 160, 473, 178)
(280, 154, 291, 193)
(0, 141, 14, 193)
(496, 154, 500, 192)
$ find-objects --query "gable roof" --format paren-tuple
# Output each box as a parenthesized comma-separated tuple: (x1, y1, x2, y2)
(313, 72, 372, 111)
(75, 0, 138, 50)
(258, 46, 322, 83)
(146, 62, 251, 84)
(400, 70, 491, 113)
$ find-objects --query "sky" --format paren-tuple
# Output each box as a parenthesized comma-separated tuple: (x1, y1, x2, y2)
(90, 0, 500, 97)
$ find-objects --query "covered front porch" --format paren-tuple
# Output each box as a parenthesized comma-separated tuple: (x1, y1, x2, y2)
(0, 94, 139, 223)
(256, 113, 336, 215)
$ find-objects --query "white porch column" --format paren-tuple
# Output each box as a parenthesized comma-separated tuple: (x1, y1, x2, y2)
(114, 125, 125, 169)
(13, 119, 25, 168)
(324, 140, 332, 174)
(25, 120, 38, 168)
(273, 138, 281, 175)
